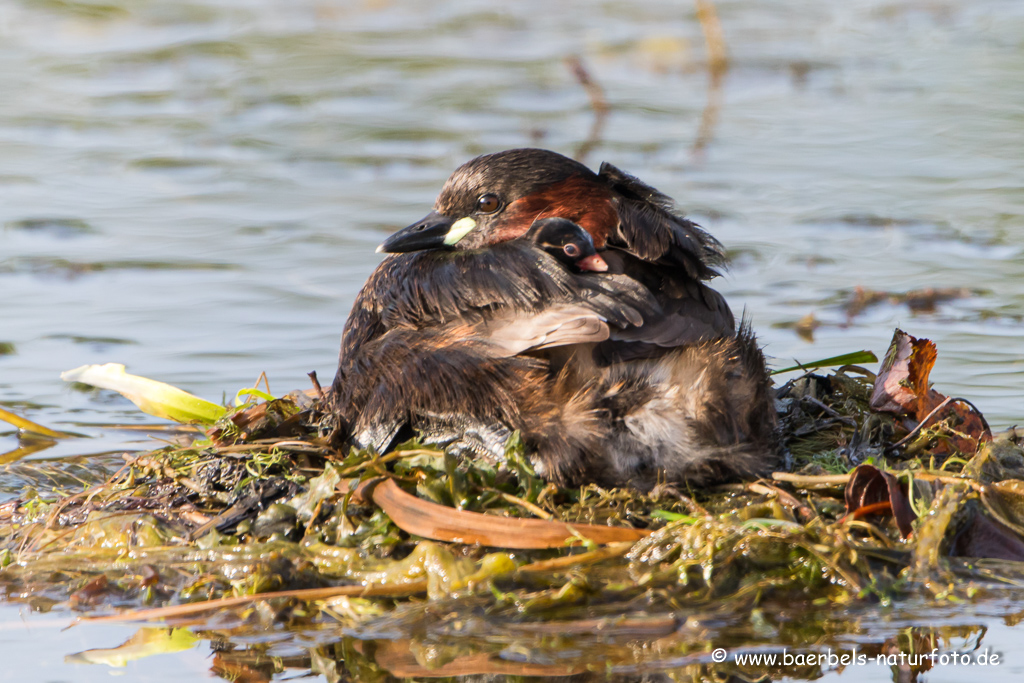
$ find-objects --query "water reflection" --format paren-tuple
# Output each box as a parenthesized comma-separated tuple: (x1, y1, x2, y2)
(65, 612, 1020, 682)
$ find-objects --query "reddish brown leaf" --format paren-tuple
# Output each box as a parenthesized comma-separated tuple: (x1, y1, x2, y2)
(844, 464, 917, 538)
(908, 336, 938, 410)
(929, 402, 992, 456)
(951, 510, 1024, 562)
(341, 478, 650, 548)
(69, 574, 110, 606)
(871, 328, 991, 455)
(870, 329, 938, 415)
(375, 479, 650, 547)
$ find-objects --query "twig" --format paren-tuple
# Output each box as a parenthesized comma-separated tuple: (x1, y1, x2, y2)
(213, 440, 323, 455)
(338, 448, 436, 476)
(951, 396, 992, 438)
(776, 467, 982, 492)
(564, 55, 608, 115)
(308, 371, 326, 402)
(253, 371, 271, 398)
(79, 580, 430, 624)
(483, 489, 553, 520)
(887, 396, 953, 451)
(913, 472, 984, 492)
(565, 55, 609, 164)
(655, 485, 709, 517)
(772, 472, 851, 487)
(42, 462, 132, 531)
(775, 369, 820, 399)
(797, 540, 863, 593)
(517, 542, 635, 573)
(747, 482, 815, 522)
(800, 395, 858, 426)
(178, 510, 213, 527)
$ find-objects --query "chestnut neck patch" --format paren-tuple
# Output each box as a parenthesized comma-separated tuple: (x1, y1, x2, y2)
(484, 175, 617, 247)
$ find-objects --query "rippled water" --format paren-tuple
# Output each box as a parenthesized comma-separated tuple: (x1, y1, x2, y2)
(2, 0, 1024, 680)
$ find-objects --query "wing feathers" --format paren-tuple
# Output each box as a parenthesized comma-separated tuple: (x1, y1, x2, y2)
(475, 306, 612, 356)
(598, 162, 726, 280)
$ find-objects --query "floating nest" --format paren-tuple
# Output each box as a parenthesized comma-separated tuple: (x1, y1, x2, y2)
(2, 329, 1024, 681)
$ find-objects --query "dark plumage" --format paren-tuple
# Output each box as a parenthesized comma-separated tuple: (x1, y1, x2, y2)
(345, 149, 735, 365)
(330, 148, 777, 490)
(379, 148, 726, 280)
(332, 228, 661, 448)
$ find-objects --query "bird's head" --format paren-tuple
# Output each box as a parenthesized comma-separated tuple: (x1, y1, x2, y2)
(376, 148, 616, 254)
(376, 147, 725, 281)
(522, 217, 608, 272)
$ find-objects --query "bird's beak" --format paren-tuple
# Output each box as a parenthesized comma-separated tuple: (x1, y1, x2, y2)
(376, 212, 477, 253)
(576, 254, 609, 272)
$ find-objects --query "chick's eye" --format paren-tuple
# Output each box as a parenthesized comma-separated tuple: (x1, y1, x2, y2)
(476, 193, 501, 214)
(563, 243, 580, 257)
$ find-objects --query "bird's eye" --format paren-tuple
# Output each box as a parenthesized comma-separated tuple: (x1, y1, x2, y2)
(563, 243, 580, 257)
(476, 193, 501, 214)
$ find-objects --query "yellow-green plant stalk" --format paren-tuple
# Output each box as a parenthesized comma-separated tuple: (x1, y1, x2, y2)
(61, 363, 226, 425)
(0, 406, 71, 438)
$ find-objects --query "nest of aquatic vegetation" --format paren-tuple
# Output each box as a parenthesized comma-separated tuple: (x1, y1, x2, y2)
(2, 331, 1024, 679)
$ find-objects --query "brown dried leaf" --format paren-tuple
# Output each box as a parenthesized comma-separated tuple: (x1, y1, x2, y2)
(343, 478, 650, 548)
(871, 328, 991, 455)
(869, 329, 918, 413)
(951, 510, 1024, 562)
(844, 464, 917, 538)
(908, 336, 939, 418)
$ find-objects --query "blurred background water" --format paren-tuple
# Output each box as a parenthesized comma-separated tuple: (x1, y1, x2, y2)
(2, 0, 1024, 680)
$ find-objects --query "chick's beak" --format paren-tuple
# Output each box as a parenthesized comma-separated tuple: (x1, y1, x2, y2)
(376, 211, 456, 254)
(576, 253, 609, 272)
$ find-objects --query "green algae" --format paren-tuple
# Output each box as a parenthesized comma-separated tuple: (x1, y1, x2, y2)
(2, 368, 1024, 680)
